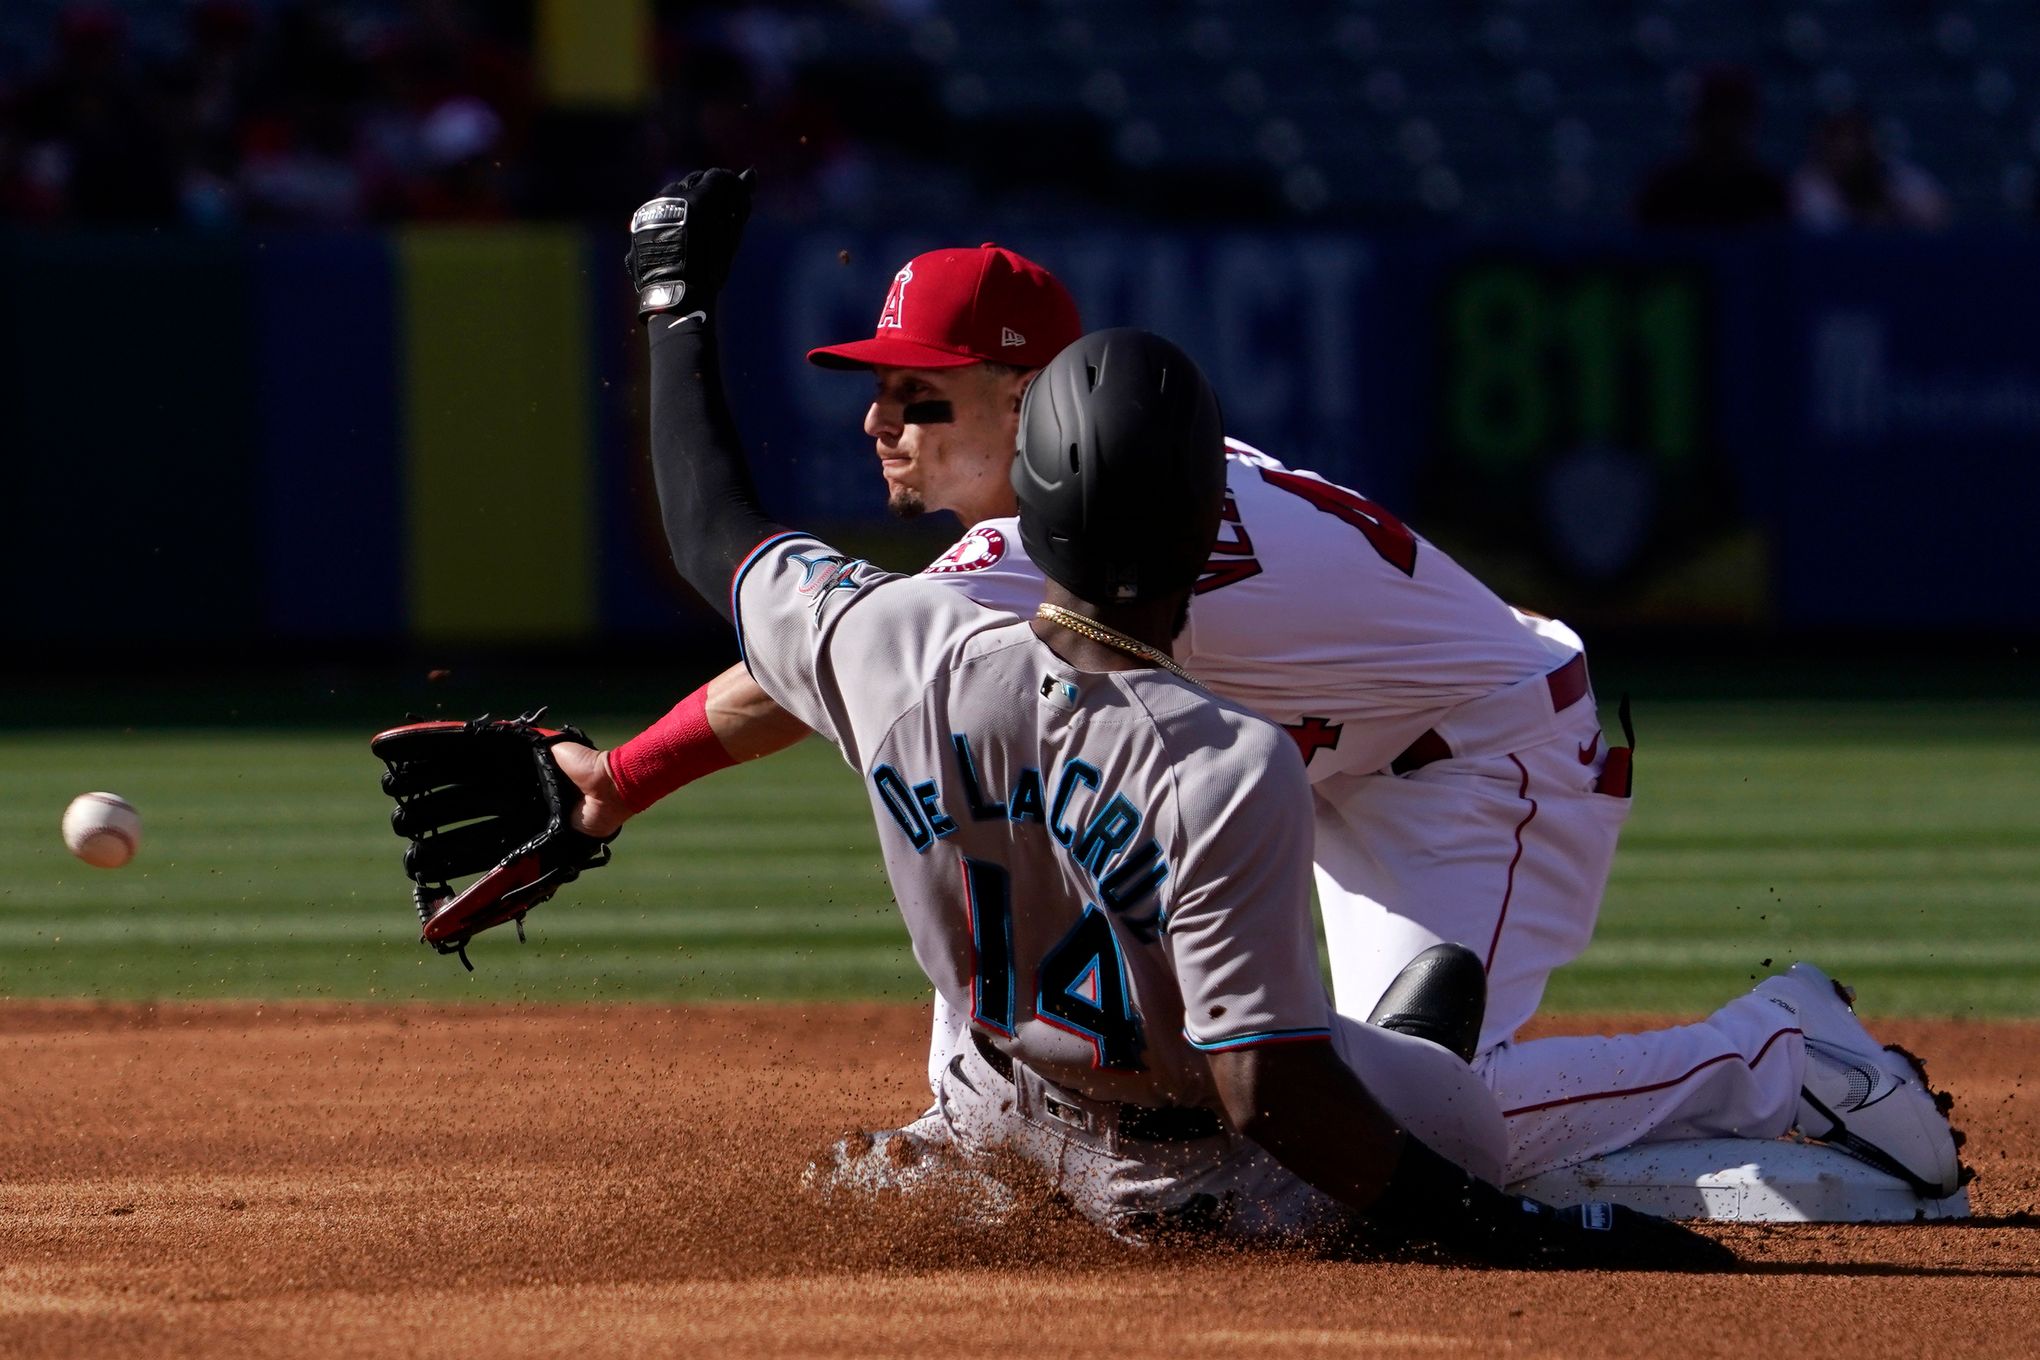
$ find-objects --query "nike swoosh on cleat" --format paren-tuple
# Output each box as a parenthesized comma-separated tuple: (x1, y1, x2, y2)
(1851, 1075, 1907, 1111)
(1809, 1041, 1909, 1111)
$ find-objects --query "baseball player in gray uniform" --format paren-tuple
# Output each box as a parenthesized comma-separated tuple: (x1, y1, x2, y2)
(570, 214, 1963, 1204)
(617, 169, 1730, 1267)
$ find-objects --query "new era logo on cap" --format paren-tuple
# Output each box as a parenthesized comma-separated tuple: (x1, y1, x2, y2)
(808, 244, 1081, 372)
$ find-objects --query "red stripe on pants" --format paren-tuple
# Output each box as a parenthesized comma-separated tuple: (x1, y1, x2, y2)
(1485, 753, 1538, 972)
(1502, 1027, 1802, 1119)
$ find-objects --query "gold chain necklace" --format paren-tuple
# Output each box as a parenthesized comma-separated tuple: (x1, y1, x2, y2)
(1036, 603, 1199, 686)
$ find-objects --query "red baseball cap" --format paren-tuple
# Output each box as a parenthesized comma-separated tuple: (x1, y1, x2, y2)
(807, 244, 1082, 371)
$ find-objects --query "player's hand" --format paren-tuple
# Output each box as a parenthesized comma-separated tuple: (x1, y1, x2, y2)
(627, 167, 757, 317)
(1367, 1137, 1734, 1271)
(1496, 1196, 1736, 1272)
(552, 741, 633, 838)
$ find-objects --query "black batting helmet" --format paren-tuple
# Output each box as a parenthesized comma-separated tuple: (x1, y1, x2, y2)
(1011, 328, 1226, 604)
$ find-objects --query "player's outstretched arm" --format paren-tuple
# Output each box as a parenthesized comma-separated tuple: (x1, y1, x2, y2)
(557, 662, 812, 836)
(1209, 1043, 1734, 1270)
(580, 170, 828, 838)
(628, 169, 911, 772)
(628, 167, 786, 611)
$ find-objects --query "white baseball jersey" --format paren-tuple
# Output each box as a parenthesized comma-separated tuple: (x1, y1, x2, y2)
(918, 440, 1583, 777)
(905, 443, 1840, 1192)
(733, 532, 1332, 1112)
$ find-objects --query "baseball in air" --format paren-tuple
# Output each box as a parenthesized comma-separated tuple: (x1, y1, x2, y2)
(62, 792, 141, 869)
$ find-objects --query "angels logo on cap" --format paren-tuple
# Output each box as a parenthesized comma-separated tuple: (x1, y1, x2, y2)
(877, 264, 912, 331)
(808, 245, 1081, 372)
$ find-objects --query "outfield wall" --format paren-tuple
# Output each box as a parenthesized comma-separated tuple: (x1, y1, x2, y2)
(3, 223, 2033, 647)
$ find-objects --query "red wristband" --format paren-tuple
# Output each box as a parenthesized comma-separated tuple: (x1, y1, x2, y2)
(606, 685, 738, 813)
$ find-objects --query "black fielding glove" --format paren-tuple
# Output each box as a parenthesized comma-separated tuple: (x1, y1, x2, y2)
(627, 167, 757, 317)
(370, 710, 616, 970)
(1367, 1137, 1736, 1271)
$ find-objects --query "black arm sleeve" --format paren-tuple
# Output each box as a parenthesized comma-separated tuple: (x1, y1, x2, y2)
(646, 315, 789, 621)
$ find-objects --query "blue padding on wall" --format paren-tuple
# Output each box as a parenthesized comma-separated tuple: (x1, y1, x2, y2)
(1777, 233, 2040, 630)
(250, 233, 403, 639)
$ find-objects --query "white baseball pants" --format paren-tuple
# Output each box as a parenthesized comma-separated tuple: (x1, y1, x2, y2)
(1311, 700, 1805, 1183)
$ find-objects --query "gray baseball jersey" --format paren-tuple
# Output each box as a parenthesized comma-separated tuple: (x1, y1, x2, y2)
(733, 531, 1333, 1112)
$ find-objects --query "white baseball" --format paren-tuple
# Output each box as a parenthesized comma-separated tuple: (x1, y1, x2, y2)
(62, 792, 141, 869)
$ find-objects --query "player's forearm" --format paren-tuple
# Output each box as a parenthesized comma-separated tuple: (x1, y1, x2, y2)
(1210, 1043, 1409, 1209)
(1211, 1043, 1617, 1258)
(570, 666, 809, 835)
(704, 662, 812, 760)
(646, 317, 786, 618)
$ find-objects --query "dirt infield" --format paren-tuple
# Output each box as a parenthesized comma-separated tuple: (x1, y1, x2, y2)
(2, 1002, 2036, 1359)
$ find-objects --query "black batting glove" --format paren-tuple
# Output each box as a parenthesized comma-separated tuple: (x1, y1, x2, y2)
(627, 167, 757, 318)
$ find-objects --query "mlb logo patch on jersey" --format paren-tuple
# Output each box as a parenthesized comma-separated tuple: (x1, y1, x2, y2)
(1039, 674, 1080, 709)
(924, 526, 1007, 576)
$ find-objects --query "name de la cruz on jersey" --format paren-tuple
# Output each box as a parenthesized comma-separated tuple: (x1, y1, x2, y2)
(869, 733, 1171, 936)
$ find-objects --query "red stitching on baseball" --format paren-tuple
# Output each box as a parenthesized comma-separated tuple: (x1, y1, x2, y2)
(79, 827, 137, 857)
(70, 795, 138, 860)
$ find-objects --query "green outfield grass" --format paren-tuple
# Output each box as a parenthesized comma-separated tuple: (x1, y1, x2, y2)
(2, 698, 2036, 1016)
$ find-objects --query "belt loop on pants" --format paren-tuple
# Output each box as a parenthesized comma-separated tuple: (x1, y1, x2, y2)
(1390, 652, 1592, 775)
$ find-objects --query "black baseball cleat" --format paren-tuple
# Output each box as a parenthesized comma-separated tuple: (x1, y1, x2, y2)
(1367, 942, 1487, 1063)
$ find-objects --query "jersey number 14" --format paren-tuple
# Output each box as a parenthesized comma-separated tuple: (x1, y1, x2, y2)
(963, 858, 1143, 1070)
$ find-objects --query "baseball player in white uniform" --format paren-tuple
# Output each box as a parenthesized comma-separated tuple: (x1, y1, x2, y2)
(573, 174, 1962, 1203)
(615, 170, 1734, 1265)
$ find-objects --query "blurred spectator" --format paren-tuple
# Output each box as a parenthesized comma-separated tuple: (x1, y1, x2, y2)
(240, 104, 367, 224)
(356, 6, 526, 221)
(405, 94, 509, 219)
(0, 0, 885, 227)
(13, 6, 180, 222)
(1792, 108, 1950, 232)
(1635, 68, 1788, 230)
(636, 23, 871, 225)
(158, 0, 260, 226)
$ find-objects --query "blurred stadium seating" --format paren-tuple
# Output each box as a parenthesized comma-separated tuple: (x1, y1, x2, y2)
(925, 0, 2040, 225)
(4, 4, 2037, 654)
(2, 1, 2037, 226)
